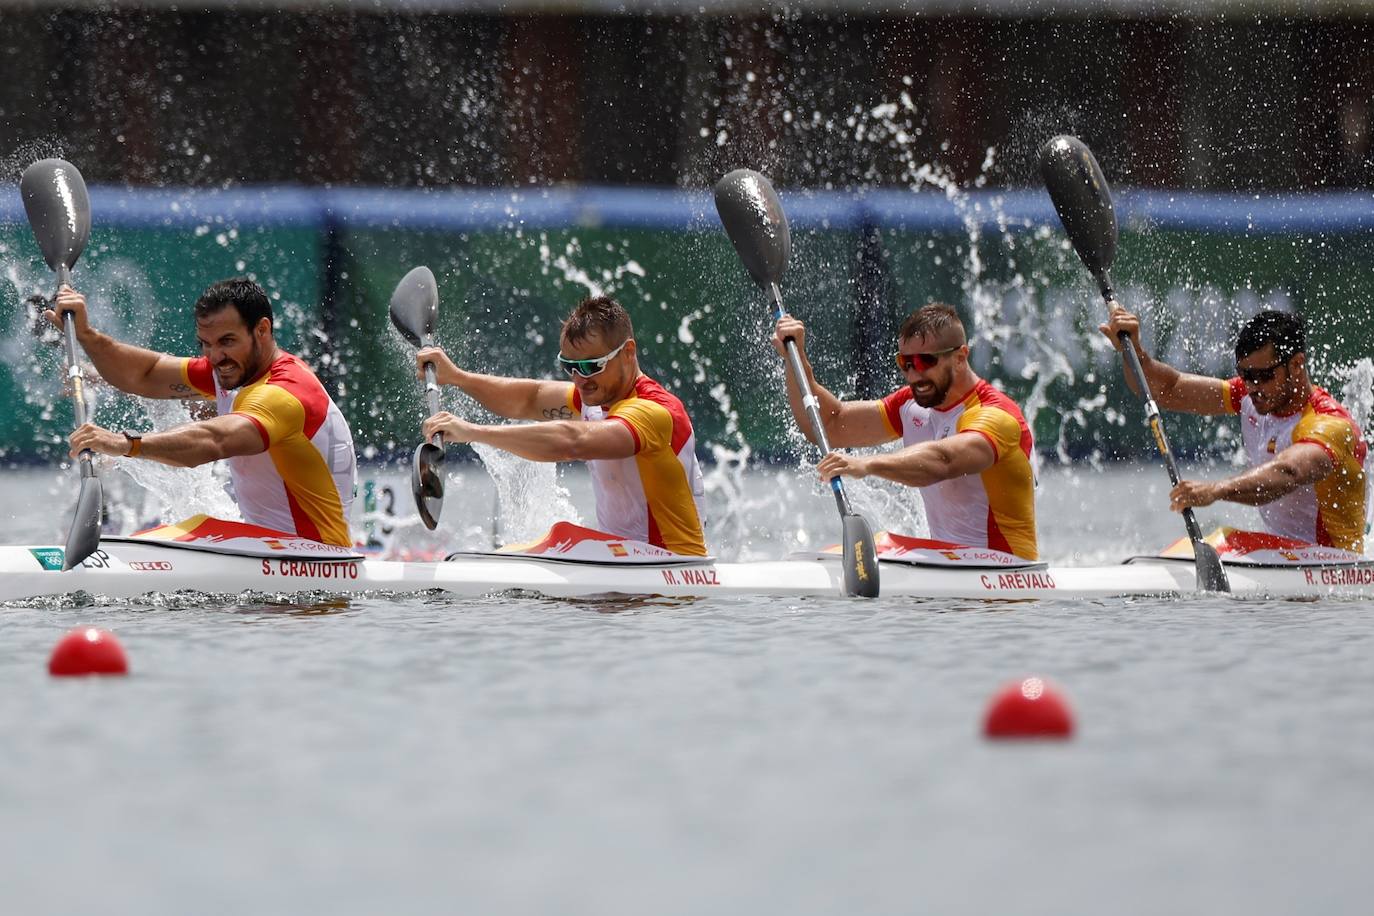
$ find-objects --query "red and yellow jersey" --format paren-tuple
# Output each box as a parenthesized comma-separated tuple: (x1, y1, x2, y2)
(878, 379, 1038, 560)
(569, 375, 707, 556)
(1223, 378, 1368, 552)
(183, 351, 357, 547)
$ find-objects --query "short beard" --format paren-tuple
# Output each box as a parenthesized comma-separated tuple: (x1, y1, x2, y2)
(910, 379, 948, 409)
(223, 337, 266, 389)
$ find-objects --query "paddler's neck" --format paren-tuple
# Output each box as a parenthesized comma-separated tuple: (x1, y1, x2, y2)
(610, 369, 643, 403)
(244, 340, 280, 387)
(937, 369, 981, 410)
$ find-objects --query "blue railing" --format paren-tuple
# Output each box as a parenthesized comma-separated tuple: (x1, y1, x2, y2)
(3, 185, 1373, 234)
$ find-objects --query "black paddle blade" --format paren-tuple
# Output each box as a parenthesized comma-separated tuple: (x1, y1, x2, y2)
(389, 266, 439, 348)
(1193, 540, 1231, 593)
(841, 512, 881, 598)
(1192, 543, 1236, 596)
(411, 442, 444, 530)
(713, 169, 791, 288)
(1039, 135, 1117, 278)
(61, 474, 103, 570)
(20, 158, 91, 275)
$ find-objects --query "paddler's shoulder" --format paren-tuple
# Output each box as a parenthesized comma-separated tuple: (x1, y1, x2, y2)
(625, 374, 684, 408)
(967, 378, 1028, 419)
(260, 350, 322, 386)
(605, 375, 693, 425)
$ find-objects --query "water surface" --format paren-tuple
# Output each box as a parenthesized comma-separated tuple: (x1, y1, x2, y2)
(1, 464, 1371, 916)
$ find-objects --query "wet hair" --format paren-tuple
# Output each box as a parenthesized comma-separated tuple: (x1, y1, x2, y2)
(1235, 309, 1305, 363)
(898, 303, 966, 344)
(194, 277, 273, 332)
(561, 296, 633, 348)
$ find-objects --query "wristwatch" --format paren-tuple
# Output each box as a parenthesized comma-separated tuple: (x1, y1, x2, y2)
(122, 432, 143, 458)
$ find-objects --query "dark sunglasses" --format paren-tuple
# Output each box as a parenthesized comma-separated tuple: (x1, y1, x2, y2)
(556, 337, 631, 378)
(895, 344, 962, 373)
(1237, 359, 1286, 385)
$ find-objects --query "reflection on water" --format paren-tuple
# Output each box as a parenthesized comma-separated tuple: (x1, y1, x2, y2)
(230, 593, 356, 618)
(539, 594, 702, 616)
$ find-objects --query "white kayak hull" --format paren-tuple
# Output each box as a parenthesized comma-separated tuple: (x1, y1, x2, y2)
(3, 539, 1373, 602)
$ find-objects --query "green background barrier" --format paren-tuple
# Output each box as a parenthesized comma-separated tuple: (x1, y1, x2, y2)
(0, 223, 324, 461)
(2, 188, 1371, 465)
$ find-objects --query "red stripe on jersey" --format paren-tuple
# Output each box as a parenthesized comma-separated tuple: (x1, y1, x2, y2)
(881, 386, 912, 434)
(1314, 507, 1332, 548)
(185, 357, 216, 396)
(236, 412, 270, 449)
(1297, 436, 1338, 466)
(969, 380, 1034, 458)
(986, 507, 1013, 554)
(1310, 387, 1368, 465)
(611, 415, 641, 451)
(263, 353, 331, 438)
(286, 488, 323, 543)
(1226, 376, 1248, 413)
(966, 428, 998, 458)
(630, 376, 694, 454)
(646, 508, 664, 550)
(186, 352, 331, 438)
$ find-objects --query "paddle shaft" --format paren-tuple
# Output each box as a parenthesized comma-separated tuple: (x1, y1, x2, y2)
(768, 283, 856, 517)
(421, 334, 442, 449)
(1097, 273, 1209, 547)
(56, 265, 96, 478)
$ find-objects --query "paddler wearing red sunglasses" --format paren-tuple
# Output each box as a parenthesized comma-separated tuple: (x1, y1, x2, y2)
(773, 303, 1038, 561)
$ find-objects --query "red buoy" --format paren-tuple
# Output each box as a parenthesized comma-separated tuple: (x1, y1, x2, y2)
(983, 676, 1073, 739)
(48, 627, 129, 677)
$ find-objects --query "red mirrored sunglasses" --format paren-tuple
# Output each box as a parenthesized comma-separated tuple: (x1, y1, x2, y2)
(895, 344, 962, 373)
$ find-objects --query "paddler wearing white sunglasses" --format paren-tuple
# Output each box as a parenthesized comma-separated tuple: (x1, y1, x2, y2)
(418, 295, 707, 557)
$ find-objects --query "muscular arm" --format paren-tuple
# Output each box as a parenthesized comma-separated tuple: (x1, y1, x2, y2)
(416, 347, 572, 421)
(774, 331, 893, 447)
(1100, 304, 1229, 415)
(69, 414, 266, 468)
(138, 415, 268, 467)
(817, 430, 997, 486)
(80, 332, 194, 400)
(1121, 352, 1229, 415)
(425, 412, 637, 463)
(49, 287, 198, 400)
(1201, 442, 1335, 507)
(455, 370, 574, 422)
(863, 431, 997, 486)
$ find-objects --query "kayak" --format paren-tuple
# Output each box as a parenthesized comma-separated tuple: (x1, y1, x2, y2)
(1, 517, 1371, 603)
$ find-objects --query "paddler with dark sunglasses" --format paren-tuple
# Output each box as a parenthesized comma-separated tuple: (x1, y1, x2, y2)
(773, 302, 1039, 560)
(1102, 306, 1368, 552)
(418, 295, 707, 556)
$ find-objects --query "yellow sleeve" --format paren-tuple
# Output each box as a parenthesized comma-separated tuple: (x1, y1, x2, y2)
(956, 404, 1022, 461)
(607, 399, 671, 454)
(1293, 413, 1358, 466)
(231, 384, 304, 448)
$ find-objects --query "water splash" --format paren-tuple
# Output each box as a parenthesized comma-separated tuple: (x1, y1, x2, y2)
(1334, 357, 1374, 550)
(471, 440, 579, 545)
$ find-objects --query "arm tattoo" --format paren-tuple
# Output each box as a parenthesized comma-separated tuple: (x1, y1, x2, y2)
(541, 406, 575, 420)
(169, 383, 201, 399)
